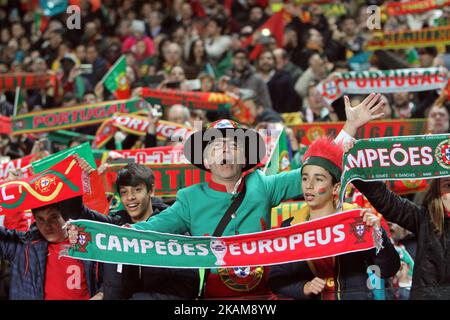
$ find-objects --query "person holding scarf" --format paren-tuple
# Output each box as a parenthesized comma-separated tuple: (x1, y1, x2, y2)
(69, 93, 385, 299)
(268, 137, 400, 300)
(345, 107, 450, 299)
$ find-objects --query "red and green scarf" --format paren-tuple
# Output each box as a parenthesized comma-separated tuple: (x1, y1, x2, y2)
(93, 113, 192, 148)
(67, 209, 377, 269)
(317, 67, 448, 104)
(0, 72, 56, 92)
(12, 98, 148, 135)
(385, 0, 450, 16)
(289, 119, 427, 146)
(367, 26, 450, 51)
(140, 88, 235, 113)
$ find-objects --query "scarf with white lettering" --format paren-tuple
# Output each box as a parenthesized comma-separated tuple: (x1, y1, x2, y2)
(317, 67, 448, 105)
(339, 134, 450, 204)
(66, 209, 376, 268)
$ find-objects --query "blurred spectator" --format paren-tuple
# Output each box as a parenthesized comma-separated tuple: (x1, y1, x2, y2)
(145, 11, 165, 39)
(228, 48, 272, 109)
(166, 104, 191, 127)
(426, 104, 450, 134)
(184, 39, 210, 79)
(302, 80, 338, 123)
(273, 48, 303, 83)
(204, 17, 232, 63)
(295, 52, 331, 99)
(83, 44, 109, 86)
(256, 50, 300, 113)
(122, 20, 155, 58)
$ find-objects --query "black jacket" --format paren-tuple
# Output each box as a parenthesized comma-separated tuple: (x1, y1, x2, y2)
(353, 180, 450, 299)
(267, 70, 301, 114)
(78, 198, 200, 300)
(269, 217, 400, 300)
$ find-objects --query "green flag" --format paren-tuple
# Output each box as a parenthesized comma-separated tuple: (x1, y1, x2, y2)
(32, 142, 97, 173)
(264, 127, 292, 176)
(13, 87, 26, 116)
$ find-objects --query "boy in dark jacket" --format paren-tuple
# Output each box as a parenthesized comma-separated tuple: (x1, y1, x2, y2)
(0, 198, 102, 300)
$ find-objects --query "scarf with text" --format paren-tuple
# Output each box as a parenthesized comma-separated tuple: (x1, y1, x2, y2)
(317, 67, 448, 104)
(100, 146, 188, 165)
(11, 98, 148, 135)
(289, 119, 427, 146)
(92, 113, 192, 148)
(67, 209, 376, 268)
(339, 134, 450, 204)
(140, 88, 235, 113)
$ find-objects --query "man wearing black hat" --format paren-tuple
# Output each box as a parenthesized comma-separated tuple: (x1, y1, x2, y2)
(129, 93, 384, 298)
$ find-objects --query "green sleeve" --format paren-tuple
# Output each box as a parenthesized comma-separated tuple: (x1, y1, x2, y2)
(262, 168, 302, 207)
(133, 190, 191, 234)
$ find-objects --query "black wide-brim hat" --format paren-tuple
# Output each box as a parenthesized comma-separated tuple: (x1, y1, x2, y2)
(183, 119, 266, 172)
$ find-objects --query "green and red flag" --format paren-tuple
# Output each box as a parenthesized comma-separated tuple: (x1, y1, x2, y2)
(67, 208, 377, 268)
(32, 142, 109, 214)
(102, 55, 130, 100)
(0, 156, 86, 215)
(263, 126, 292, 175)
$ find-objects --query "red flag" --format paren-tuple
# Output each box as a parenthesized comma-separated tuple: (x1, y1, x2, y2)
(241, 9, 291, 60)
(83, 171, 109, 215)
(0, 116, 11, 134)
(69, 0, 102, 11)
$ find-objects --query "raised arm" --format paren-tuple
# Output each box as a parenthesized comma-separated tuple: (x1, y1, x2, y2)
(353, 180, 424, 235)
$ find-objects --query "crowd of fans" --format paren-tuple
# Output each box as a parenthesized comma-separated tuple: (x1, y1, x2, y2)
(0, 0, 449, 300)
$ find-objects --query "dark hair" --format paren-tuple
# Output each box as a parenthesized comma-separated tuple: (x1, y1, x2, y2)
(116, 163, 155, 193)
(233, 48, 249, 58)
(417, 46, 438, 57)
(31, 203, 57, 216)
(31, 196, 83, 221)
(209, 17, 226, 33)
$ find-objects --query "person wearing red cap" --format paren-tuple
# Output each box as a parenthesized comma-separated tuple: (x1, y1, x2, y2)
(268, 137, 400, 300)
